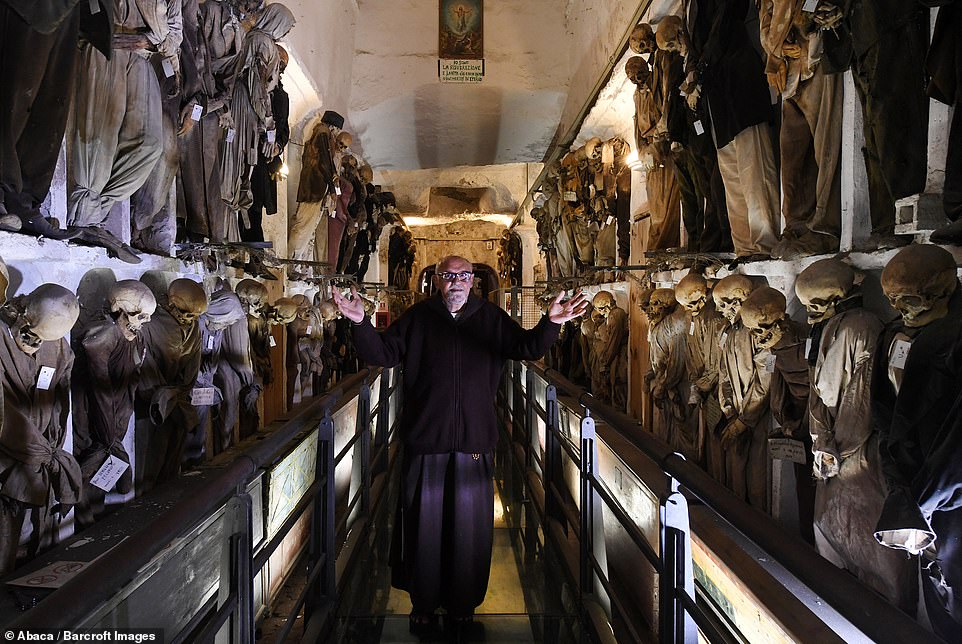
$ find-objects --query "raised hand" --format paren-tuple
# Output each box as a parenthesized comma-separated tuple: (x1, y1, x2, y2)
(547, 290, 590, 324)
(331, 286, 366, 323)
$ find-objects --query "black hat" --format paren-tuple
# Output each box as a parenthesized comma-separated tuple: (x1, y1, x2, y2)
(321, 110, 344, 129)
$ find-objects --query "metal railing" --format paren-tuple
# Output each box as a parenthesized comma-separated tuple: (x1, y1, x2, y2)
(6, 367, 401, 643)
(499, 361, 938, 644)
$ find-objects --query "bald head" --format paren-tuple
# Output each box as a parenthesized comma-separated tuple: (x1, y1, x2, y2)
(436, 256, 473, 273)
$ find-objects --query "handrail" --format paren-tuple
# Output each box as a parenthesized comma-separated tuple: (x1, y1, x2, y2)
(8, 368, 379, 632)
(523, 362, 936, 644)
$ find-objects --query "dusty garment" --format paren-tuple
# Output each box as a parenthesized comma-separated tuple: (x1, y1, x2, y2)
(325, 175, 353, 268)
(71, 319, 143, 523)
(873, 291, 962, 634)
(596, 308, 628, 408)
(838, 0, 928, 233)
(244, 82, 290, 242)
(0, 2, 97, 217)
(69, 0, 182, 227)
(0, 319, 80, 510)
(600, 307, 628, 410)
(689, 0, 773, 148)
(634, 82, 681, 251)
(187, 290, 245, 458)
(718, 322, 771, 508)
(136, 305, 202, 489)
(768, 323, 815, 544)
(289, 122, 340, 262)
(133, 0, 205, 252)
(672, 122, 729, 253)
(569, 208, 596, 265)
(215, 315, 257, 447)
(928, 3, 962, 221)
(684, 301, 727, 477)
(179, 0, 241, 241)
(248, 315, 272, 385)
(716, 125, 780, 256)
(337, 176, 367, 275)
(649, 309, 698, 460)
(809, 306, 916, 612)
(219, 4, 294, 240)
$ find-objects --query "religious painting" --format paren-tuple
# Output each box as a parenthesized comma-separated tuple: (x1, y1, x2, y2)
(439, 0, 483, 60)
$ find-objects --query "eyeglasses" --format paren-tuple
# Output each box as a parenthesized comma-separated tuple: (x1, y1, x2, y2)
(438, 271, 474, 283)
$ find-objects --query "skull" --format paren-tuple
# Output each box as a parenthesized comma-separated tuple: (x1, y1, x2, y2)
(336, 131, 353, 151)
(319, 299, 339, 321)
(795, 259, 854, 324)
(740, 287, 787, 350)
(646, 288, 677, 325)
(236, 279, 269, 318)
(166, 279, 208, 328)
(270, 297, 300, 324)
(359, 164, 374, 184)
(292, 293, 311, 320)
(712, 275, 755, 324)
(656, 15, 690, 57)
(11, 284, 80, 355)
(628, 23, 656, 55)
(881, 244, 958, 328)
(675, 273, 709, 315)
(109, 280, 157, 342)
(625, 56, 651, 88)
(592, 291, 615, 319)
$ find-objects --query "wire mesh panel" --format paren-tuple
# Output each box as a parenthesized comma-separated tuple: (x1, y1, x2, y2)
(494, 287, 542, 329)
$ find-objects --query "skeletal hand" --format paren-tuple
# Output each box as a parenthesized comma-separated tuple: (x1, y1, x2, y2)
(686, 85, 701, 111)
(178, 101, 198, 136)
(720, 418, 749, 448)
(767, 59, 787, 94)
(782, 43, 802, 59)
(813, 2, 843, 30)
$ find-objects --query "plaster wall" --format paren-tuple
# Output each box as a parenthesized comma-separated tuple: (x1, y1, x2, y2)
(552, 0, 648, 151)
(348, 0, 569, 170)
(282, 0, 359, 124)
(377, 162, 541, 217)
(410, 220, 505, 290)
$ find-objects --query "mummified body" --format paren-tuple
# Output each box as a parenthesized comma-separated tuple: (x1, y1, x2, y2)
(676, 273, 727, 474)
(796, 258, 916, 612)
(591, 291, 628, 408)
(645, 289, 698, 460)
(72, 280, 156, 527)
(873, 245, 962, 635)
(0, 285, 81, 574)
(136, 279, 207, 493)
(714, 275, 770, 510)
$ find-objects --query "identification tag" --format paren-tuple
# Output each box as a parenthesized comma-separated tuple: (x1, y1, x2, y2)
(90, 456, 129, 492)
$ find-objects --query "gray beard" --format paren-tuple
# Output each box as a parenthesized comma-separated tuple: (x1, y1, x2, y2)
(442, 291, 468, 313)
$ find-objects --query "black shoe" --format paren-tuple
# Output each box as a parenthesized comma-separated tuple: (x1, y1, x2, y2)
(930, 219, 962, 245)
(409, 612, 439, 636)
(244, 254, 278, 280)
(19, 211, 81, 240)
(69, 225, 142, 263)
(444, 614, 483, 640)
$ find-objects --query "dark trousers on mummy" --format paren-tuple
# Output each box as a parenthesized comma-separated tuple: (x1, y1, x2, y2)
(391, 451, 494, 616)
